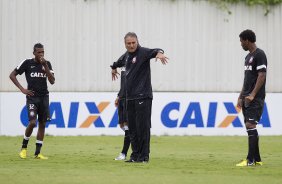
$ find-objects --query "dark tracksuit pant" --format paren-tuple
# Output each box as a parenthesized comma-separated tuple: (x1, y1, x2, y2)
(127, 98, 152, 161)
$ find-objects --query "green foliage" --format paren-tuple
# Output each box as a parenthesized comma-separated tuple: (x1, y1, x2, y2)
(224, 0, 282, 5)
(209, 0, 282, 15)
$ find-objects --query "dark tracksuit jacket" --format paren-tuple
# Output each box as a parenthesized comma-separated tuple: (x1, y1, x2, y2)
(111, 46, 164, 161)
(111, 46, 163, 100)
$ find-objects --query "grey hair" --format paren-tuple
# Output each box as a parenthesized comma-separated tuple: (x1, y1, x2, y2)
(124, 32, 138, 40)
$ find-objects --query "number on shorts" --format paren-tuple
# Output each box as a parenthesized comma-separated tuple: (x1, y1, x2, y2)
(29, 104, 35, 110)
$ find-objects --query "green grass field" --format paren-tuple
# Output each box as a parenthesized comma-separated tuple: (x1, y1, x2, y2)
(0, 136, 281, 184)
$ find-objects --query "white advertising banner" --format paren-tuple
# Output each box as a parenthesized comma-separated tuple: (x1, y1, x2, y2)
(0, 92, 281, 136)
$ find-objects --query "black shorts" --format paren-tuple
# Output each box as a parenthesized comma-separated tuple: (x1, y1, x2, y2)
(242, 98, 265, 124)
(118, 98, 127, 124)
(26, 96, 50, 123)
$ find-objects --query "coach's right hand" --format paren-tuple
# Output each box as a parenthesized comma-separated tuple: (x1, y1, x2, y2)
(111, 69, 120, 81)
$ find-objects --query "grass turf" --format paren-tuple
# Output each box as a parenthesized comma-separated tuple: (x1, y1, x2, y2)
(0, 136, 281, 184)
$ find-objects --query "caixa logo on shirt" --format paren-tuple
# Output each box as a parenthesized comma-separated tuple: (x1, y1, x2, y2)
(30, 72, 47, 78)
(161, 102, 271, 128)
(20, 102, 119, 128)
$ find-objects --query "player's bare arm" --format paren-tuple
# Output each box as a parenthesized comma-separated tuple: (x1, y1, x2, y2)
(237, 86, 244, 109)
(245, 72, 266, 103)
(155, 52, 169, 64)
(9, 70, 34, 96)
(39, 57, 55, 84)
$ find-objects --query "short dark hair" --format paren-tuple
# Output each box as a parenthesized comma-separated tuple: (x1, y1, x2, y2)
(124, 32, 138, 40)
(239, 30, 256, 43)
(33, 43, 44, 52)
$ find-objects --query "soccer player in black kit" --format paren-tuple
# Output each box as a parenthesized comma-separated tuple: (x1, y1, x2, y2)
(111, 32, 168, 163)
(113, 53, 131, 161)
(236, 30, 266, 166)
(9, 43, 55, 159)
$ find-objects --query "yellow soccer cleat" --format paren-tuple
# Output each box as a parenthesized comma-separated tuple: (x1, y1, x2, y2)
(236, 159, 256, 167)
(35, 153, 48, 160)
(255, 161, 263, 166)
(19, 149, 27, 159)
(236, 159, 248, 167)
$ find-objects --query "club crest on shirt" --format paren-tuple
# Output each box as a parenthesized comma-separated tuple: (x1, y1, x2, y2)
(249, 56, 254, 63)
(42, 66, 46, 71)
(132, 57, 137, 64)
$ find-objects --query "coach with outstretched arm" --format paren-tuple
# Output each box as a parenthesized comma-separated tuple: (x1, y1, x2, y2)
(111, 32, 168, 163)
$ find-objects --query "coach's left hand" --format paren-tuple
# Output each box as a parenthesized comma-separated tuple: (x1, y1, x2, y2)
(156, 53, 169, 65)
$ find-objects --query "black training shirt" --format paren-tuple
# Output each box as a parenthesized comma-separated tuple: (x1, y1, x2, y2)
(15, 59, 54, 97)
(243, 48, 267, 99)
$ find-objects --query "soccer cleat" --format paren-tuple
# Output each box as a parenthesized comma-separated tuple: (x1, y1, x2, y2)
(236, 159, 257, 167)
(143, 158, 149, 163)
(35, 153, 48, 160)
(136, 157, 149, 163)
(140, 160, 149, 164)
(19, 149, 27, 159)
(247, 162, 255, 166)
(114, 153, 126, 160)
(236, 159, 247, 166)
(236, 159, 255, 167)
(255, 161, 263, 166)
(125, 158, 136, 163)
